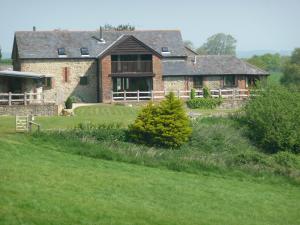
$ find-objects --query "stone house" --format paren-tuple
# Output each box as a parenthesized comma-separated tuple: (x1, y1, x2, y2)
(1, 29, 268, 104)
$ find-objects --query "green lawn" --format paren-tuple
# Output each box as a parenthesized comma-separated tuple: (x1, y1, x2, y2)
(1, 134, 300, 225)
(0, 104, 139, 133)
(0, 104, 237, 133)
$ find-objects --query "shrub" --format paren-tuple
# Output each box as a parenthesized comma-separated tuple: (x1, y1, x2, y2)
(128, 92, 192, 148)
(203, 86, 211, 98)
(243, 84, 300, 153)
(190, 88, 196, 99)
(273, 152, 298, 168)
(186, 97, 222, 109)
(65, 97, 73, 109)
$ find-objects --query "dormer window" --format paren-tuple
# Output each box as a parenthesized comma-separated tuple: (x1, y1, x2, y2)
(57, 48, 66, 57)
(80, 47, 89, 56)
(161, 47, 170, 54)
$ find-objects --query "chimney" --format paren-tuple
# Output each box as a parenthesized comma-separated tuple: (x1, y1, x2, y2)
(192, 55, 197, 64)
(99, 26, 105, 42)
(33, 26, 36, 31)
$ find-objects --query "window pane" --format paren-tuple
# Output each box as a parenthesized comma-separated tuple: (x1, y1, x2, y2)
(224, 75, 236, 87)
(193, 76, 203, 89)
(80, 77, 88, 85)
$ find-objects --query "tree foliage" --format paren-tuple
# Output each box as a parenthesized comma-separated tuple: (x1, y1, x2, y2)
(247, 53, 284, 72)
(243, 84, 300, 153)
(103, 24, 135, 31)
(281, 48, 300, 88)
(197, 33, 237, 55)
(128, 92, 192, 148)
(184, 40, 195, 50)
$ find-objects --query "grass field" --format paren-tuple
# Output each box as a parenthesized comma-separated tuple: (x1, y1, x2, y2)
(1, 134, 300, 225)
(0, 104, 300, 224)
(0, 104, 139, 133)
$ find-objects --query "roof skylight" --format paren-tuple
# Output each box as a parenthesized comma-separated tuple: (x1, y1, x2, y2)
(80, 47, 89, 56)
(57, 48, 66, 56)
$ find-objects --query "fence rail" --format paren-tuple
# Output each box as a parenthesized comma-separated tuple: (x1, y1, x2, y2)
(0, 92, 53, 105)
(111, 89, 250, 102)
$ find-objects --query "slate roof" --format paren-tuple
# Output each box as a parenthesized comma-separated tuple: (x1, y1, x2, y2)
(0, 70, 50, 79)
(14, 30, 186, 59)
(162, 55, 269, 76)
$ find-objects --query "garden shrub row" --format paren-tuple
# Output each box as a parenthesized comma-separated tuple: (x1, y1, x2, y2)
(186, 97, 223, 109)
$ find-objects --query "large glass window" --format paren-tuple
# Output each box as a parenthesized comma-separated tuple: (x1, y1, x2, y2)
(193, 76, 203, 89)
(113, 77, 152, 92)
(224, 75, 236, 87)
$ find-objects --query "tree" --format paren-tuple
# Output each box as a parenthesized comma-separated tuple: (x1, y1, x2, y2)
(281, 48, 300, 88)
(0, 45, 2, 61)
(247, 53, 282, 72)
(199, 33, 237, 55)
(244, 84, 300, 153)
(128, 92, 192, 148)
(103, 24, 135, 31)
(184, 40, 195, 50)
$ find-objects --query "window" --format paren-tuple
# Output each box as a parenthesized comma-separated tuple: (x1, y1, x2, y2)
(161, 47, 169, 52)
(63, 67, 69, 82)
(80, 47, 89, 56)
(193, 76, 203, 89)
(58, 47, 66, 56)
(224, 75, 236, 87)
(43, 77, 52, 88)
(80, 77, 88, 85)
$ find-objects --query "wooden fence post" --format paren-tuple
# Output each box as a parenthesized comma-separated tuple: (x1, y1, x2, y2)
(219, 89, 221, 98)
(24, 92, 27, 105)
(8, 92, 12, 106)
(124, 90, 127, 101)
(111, 91, 114, 102)
(151, 90, 154, 101)
(137, 90, 140, 102)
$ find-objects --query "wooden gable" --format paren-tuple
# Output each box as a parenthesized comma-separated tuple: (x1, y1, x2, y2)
(107, 36, 155, 55)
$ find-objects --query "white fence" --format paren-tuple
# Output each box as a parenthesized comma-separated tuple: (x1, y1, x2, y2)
(111, 89, 250, 102)
(0, 92, 53, 105)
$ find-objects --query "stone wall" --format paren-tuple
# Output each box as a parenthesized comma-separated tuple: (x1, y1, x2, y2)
(0, 104, 58, 116)
(19, 59, 98, 104)
(204, 76, 222, 89)
(163, 76, 193, 91)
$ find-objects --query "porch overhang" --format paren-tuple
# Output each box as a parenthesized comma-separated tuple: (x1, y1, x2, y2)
(109, 73, 154, 78)
(0, 70, 51, 79)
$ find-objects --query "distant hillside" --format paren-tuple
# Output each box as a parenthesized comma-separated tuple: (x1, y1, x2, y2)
(237, 50, 292, 59)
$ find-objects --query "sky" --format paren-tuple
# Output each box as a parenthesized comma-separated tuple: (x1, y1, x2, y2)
(0, 0, 299, 54)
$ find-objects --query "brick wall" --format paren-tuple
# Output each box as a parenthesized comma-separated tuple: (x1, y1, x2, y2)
(152, 55, 164, 91)
(237, 75, 246, 89)
(100, 56, 112, 103)
(19, 59, 97, 104)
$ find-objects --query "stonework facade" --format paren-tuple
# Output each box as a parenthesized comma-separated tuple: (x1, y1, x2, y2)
(18, 59, 98, 104)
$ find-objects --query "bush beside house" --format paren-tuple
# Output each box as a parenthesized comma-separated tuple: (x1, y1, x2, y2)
(128, 92, 192, 148)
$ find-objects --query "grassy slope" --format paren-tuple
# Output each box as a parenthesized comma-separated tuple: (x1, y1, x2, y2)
(1, 134, 300, 225)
